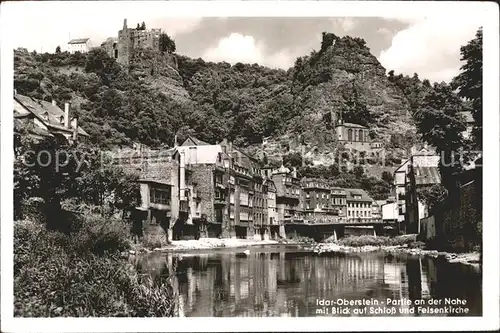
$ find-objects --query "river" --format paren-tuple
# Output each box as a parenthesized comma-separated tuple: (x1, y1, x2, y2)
(132, 245, 482, 317)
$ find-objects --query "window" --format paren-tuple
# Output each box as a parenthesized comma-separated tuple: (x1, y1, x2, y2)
(215, 174, 223, 184)
(150, 187, 170, 205)
(215, 190, 224, 200)
(230, 190, 235, 204)
(240, 192, 249, 206)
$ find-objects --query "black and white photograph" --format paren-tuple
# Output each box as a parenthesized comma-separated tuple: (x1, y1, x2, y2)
(1, 1, 498, 332)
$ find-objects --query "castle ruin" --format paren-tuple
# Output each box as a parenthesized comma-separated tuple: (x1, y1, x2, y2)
(102, 19, 162, 67)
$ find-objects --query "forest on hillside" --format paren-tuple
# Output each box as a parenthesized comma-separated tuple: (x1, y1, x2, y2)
(14, 32, 456, 150)
(13, 29, 480, 200)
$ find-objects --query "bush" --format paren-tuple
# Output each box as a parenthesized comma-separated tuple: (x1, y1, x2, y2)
(14, 220, 176, 317)
(73, 215, 132, 255)
(332, 234, 419, 247)
(286, 235, 316, 244)
(141, 233, 169, 250)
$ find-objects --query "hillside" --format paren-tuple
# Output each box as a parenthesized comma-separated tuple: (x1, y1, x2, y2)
(14, 32, 431, 162)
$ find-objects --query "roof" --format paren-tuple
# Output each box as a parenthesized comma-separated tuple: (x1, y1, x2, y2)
(414, 166, 441, 185)
(181, 136, 211, 146)
(336, 122, 368, 129)
(14, 94, 89, 136)
(274, 164, 291, 174)
(374, 200, 387, 206)
(136, 179, 172, 187)
(14, 118, 53, 137)
(68, 38, 90, 44)
(346, 188, 373, 202)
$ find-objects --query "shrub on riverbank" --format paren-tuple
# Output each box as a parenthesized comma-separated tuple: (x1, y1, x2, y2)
(282, 235, 316, 244)
(141, 232, 169, 250)
(72, 215, 132, 254)
(331, 234, 419, 247)
(14, 219, 176, 317)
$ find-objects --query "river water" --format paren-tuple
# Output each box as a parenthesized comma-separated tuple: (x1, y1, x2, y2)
(133, 245, 482, 317)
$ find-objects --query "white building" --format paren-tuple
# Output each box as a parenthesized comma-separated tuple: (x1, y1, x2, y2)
(67, 38, 91, 53)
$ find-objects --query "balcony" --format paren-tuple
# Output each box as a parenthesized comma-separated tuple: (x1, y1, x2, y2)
(214, 197, 226, 206)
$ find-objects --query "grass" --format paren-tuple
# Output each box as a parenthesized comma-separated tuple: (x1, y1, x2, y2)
(14, 218, 176, 317)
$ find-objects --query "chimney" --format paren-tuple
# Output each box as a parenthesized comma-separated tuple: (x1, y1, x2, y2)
(64, 103, 70, 128)
(71, 117, 78, 141)
(228, 141, 233, 153)
(52, 100, 56, 106)
(292, 167, 297, 178)
(179, 150, 186, 200)
(123, 18, 128, 30)
(174, 134, 178, 147)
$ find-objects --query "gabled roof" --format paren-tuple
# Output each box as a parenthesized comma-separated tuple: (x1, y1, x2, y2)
(414, 166, 441, 185)
(68, 38, 90, 44)
(14, 118, 53, 138)
(336, 122, 368, 129)
(346, 188, 373, 202)
(274, 164, 290, 174)
(14, 94, 89, 136)
(181, 136, 211, 146)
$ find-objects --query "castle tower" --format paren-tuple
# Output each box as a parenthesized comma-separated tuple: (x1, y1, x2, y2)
(117, 18, 131, 67)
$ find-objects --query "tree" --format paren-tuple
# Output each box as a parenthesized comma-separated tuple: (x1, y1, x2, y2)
(140, 21, 146, 30)
(352, 165, 365, 179)
(14, 124, 140, 226)
(136, 23, 140, 30)
(55, 46, 61, 54)
(74, 148, 140, 216)
(283, 152, 303, 169)
(413, 83, 466, 192)
(159, 33, 176, 53)
(416, 184, 447, 212)
(451, 27, 482, 150)
(381, 171, 394, 184)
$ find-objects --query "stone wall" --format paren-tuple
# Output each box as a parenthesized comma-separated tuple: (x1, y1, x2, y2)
(188, 164, 216, 223)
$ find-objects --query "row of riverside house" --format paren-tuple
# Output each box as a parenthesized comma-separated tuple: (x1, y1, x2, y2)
(11, 92, 386, 241)
(112, 135, 383, 242)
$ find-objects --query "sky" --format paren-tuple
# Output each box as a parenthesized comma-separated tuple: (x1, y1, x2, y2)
(3, 1, 485, 83)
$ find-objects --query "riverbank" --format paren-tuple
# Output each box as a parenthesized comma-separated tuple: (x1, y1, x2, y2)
(130, 238, 304, 254)
(313, 242, 481, 266)
(130, 235, 481, 267)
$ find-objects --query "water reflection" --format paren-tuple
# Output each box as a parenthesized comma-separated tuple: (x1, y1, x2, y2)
(132, 247, 482, 317)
